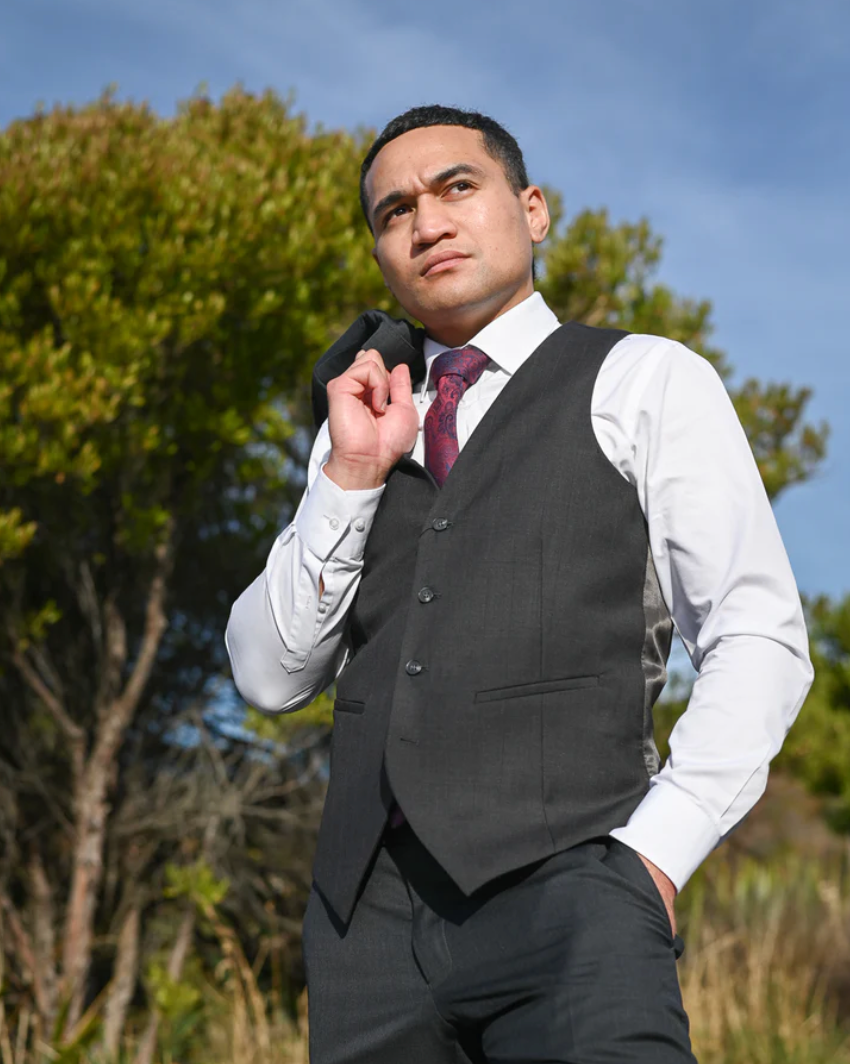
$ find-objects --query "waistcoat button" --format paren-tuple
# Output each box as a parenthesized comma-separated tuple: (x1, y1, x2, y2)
(433, 518, 450, 531)
(417, 587, 435, 603)
(405, 659, 423, 676)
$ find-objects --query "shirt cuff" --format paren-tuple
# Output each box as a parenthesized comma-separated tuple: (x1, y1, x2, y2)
(608, 780, 721, 892)
(294, 464, 385, 564)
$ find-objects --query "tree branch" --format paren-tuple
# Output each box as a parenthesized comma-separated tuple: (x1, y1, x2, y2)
(100, 526, 173, 749)
(13, 765, 75, 839)
(0, 895, 50, 1020)
(28, 642, 67, 718)
(94, 594, 127, 723)
(60, 524, 174, 1034)
(28, 851, 58, 1026)
(75, 560, 103, 649)
(101, 904, 140, 1059)
(10, 639, 84, 763)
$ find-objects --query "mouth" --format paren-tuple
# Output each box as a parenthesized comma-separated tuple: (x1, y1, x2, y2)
(421, 250, 470, 277)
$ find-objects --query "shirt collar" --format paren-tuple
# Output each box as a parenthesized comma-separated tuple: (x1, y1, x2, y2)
(420, 291, 561, 396)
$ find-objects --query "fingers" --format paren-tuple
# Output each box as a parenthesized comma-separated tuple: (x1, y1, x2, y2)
(328, 349, 414, 416)
(352, 350, 389, 410)
(353, 348, 383, 364)
(330, 349, 390, 411)
(388, 363, 413, 406)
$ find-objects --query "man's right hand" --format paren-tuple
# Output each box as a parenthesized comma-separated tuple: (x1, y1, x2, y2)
(323, 349, 419, 491)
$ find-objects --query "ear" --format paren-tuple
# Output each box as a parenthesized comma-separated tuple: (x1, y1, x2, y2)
(522, 185, 550, 245)
(371, 244, 395, 292)
(371, 245, 389, 288)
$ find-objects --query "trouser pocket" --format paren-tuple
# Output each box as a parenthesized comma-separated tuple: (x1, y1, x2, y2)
(602, 838, 686, 960)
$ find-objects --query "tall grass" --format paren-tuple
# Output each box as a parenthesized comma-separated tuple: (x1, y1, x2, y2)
(4, 847, 850, 1063)
(678, 849, 850, 1063)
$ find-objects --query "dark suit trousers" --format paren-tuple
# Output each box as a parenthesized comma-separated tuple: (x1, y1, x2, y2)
(303, 821, 696, 1063)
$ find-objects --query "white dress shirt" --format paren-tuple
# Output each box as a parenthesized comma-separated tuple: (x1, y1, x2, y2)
(226, 292, 813, 891)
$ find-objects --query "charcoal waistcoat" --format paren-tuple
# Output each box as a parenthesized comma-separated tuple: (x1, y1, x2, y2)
(311, 321, 673, 925)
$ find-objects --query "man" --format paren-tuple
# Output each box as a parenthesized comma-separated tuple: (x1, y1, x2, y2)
(226, 105, 813, 1062)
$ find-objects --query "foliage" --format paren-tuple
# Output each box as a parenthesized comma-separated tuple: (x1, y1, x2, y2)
(4, 846, 850, 1062)
(656, 593, 850, 842)
(0, 83, 388, 575)
(538, 194, 726, 370)
(538, 195, 829, 502)
(775, 593, 850, 830)
(245, 688, 334, 742)
(0, 86, 385, 1040)
(0, 83, 835, 1062)
(164, 860, 229, 910)
(732, 380, 828, 501)
(677, 848, 850, 1063)
(142, 960, 204, 1048)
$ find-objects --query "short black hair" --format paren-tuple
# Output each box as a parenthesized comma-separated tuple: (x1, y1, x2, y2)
(360, 104, 530, 231)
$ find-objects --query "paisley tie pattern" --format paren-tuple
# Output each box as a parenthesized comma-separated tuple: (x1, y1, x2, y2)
(424, 345, 490, 487)
(386, 345, 490, 830)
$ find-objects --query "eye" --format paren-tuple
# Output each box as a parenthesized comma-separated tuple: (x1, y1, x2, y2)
(448, 181, 472, 194)
(383, 204, 409, 228)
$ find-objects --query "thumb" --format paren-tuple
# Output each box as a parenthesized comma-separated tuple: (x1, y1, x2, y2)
(388, 363, 414, 406)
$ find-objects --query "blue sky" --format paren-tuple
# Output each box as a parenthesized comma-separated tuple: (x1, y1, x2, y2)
(3, 0, 849, 603)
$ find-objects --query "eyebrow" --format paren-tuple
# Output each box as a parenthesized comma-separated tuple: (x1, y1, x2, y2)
(371, 162, 487, 228)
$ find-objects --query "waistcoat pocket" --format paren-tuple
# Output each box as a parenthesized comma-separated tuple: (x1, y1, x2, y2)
(474, 674, 599, 704)
(333, 698, 366, 715)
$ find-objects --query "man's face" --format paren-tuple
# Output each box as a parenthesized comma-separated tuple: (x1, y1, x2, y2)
(365, 125, 549, 344)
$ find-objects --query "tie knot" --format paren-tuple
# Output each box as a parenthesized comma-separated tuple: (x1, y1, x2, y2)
(431, 345, 489, 389)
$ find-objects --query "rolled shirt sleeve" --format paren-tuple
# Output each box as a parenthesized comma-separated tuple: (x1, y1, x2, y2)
(606, 337, 814, 890)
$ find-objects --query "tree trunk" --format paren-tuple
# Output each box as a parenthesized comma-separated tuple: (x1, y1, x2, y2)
(60, 534, 172, 1034)
(102, 905, 140, 1059)
(61, 766, 115, 1030)
(28, 852, 58, 1028)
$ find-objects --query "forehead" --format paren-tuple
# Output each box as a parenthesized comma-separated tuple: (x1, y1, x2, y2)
(366, 125, 497, 200)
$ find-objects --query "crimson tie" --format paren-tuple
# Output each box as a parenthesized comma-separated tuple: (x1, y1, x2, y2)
(386, 344, 490, 831)
(424, 345, 490, 487)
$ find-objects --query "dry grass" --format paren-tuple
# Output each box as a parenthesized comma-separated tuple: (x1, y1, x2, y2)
(200, 848, 850, 1064)
(678, 850, 850, 1063)
(5, 848, 850, 1063)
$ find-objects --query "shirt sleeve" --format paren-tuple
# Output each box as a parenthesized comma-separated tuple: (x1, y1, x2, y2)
(225, 419, 385, 713)
(604, 336, 815, 890)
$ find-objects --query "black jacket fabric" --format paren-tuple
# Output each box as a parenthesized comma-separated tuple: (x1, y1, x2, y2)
(311, 309, 426, 427)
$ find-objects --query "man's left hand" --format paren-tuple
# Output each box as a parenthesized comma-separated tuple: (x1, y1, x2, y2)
(637, 854, 677, 937)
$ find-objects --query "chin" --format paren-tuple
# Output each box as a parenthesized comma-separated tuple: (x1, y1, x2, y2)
(415, 278, 489, 318)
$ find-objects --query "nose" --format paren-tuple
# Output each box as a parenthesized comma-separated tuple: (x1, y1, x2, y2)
(412, 195, 457, 246)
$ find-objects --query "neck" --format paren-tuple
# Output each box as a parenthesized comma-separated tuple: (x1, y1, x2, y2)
(423, 281, 535, 348)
